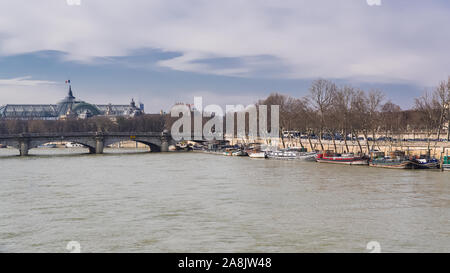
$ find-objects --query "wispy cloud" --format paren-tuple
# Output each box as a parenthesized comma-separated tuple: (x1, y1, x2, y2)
(0, 77, 62, 104)
(0, 76, 58, 86)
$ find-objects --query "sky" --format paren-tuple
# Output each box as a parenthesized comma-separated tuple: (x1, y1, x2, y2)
(0, 0, 449, 112)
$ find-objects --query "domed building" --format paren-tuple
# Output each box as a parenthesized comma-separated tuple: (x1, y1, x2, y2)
(0, 84, 144, 120)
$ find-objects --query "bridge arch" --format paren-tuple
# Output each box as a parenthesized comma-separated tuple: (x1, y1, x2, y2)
(28, 138, 96, 150)
(0, 139, 20, 150)
(136, 140, 161, 152)
(103, 138, 162, 152)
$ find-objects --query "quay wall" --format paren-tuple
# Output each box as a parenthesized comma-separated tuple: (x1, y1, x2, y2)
(226, 137, 450, 158)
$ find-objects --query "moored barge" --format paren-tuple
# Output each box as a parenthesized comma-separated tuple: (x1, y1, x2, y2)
(315, 151, 368, 165)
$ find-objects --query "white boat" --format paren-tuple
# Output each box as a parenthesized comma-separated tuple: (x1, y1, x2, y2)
(38, 143, 57, 148)
(232, 150, 247, 156)
(266, 149, 316, 161)
(267, 150, 297, 160)
(248, 152, 267, 158)
(65, 142, 84, 148)
(296, 152, 317, 161)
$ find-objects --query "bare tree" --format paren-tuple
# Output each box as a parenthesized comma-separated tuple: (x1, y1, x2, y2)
(435, 77, 450, 141)
(334, 86, 355, 152)
(414, 91, 441, 156)
(366, 89, 384, 151)
(309, 79, 337, 150)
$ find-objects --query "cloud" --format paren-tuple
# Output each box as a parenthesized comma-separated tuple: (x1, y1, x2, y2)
(0, 78, 62, 104)
(0, 76, 58, 86)
(0, 0, 449, 85)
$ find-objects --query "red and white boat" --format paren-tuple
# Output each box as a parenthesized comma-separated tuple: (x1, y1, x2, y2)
(315, 152, 368, 165)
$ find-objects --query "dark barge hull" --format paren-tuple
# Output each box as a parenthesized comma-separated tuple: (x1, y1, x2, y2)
(369, 161, 413, 169)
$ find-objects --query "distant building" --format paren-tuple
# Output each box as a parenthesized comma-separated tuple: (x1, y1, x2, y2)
(0, 85, 144, 120)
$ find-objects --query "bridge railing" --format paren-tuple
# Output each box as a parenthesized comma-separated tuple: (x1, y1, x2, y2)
(0, 131, 169, 139)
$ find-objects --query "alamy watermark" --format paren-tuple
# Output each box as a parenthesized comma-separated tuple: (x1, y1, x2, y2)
(63, 240, 380, 253)
(66, 241, 81, 253)
(66, 0, 81, 6)
(366, 241, 381, 253)
(366, 0, 382, 6)
(170, 97, 280, 145)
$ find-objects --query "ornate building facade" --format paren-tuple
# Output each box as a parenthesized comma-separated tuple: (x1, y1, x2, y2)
(0, 85, 144, 120)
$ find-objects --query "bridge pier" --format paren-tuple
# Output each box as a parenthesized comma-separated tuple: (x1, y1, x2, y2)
(160, 140, 169, 152)
(160, 131, 169, 152)
(95, 138, 104, 154)
(19, 140, 29, 156)
(88, 138, 104, 154)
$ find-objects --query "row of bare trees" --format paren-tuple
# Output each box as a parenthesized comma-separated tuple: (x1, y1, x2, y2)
(258, 77, 450, 151)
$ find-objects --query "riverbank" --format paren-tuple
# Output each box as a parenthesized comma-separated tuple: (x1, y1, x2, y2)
(227, 138, 450, 158)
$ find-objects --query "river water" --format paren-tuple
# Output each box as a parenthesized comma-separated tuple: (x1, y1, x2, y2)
(0, 148, 449, 253)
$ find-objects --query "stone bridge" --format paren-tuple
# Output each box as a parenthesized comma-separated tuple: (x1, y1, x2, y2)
(0, 132, 175, 156)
